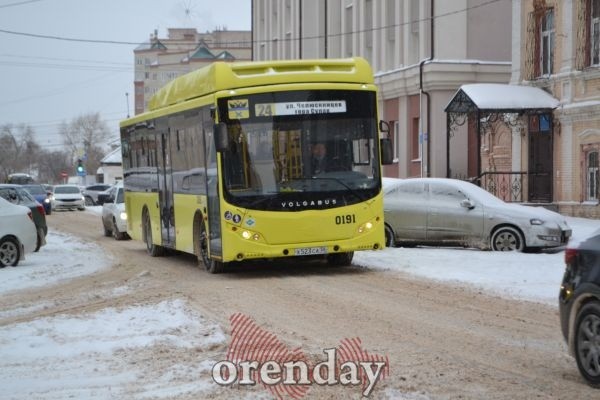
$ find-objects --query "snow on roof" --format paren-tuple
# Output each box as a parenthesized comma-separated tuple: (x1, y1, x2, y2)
(101, 147, 122, 164)
(453, 83, 559, 111)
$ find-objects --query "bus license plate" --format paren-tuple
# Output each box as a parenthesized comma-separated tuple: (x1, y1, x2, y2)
(294, 247, 327, 256)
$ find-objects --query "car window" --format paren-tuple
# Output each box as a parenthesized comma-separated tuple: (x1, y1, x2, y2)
(116, 188, 124, 203)
(15, 187, 35, 202)
(387, 181, 426, 198)
(429, 182, 468, 202)
(0, 188, 19, 203)
(55, 186, 81, 194)
(23, 185, 45, 195)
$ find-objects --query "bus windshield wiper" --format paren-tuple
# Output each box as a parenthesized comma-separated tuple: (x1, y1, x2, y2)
(310, 177, 366, 201)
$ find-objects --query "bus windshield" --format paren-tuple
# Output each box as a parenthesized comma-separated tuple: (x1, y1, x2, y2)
(218, 90, 380, 211)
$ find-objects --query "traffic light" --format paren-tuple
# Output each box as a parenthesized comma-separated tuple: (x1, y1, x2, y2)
(76, 159, 84, 174)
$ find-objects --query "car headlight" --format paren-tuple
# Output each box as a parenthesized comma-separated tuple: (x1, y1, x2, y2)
(530, 218, 544, 225)
(44, 198, 50, 204)
(119, 212, 127, 221)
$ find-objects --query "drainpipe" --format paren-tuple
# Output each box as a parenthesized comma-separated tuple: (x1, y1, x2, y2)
(419, 0, 434, 177)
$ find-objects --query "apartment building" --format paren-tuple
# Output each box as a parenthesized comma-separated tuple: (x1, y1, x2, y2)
(251, 0, 512, 180)
(512, 0, 600, 218)
(133, 28, 251, 114)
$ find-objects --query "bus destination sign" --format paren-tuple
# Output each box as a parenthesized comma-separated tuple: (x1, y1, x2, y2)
(255, 100, 347, 117)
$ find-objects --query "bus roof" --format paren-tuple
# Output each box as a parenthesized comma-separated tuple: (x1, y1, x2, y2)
(146, 57, 374, 113)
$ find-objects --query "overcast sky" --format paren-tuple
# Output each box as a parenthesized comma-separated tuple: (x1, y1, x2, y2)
(0, 0, 251, 150)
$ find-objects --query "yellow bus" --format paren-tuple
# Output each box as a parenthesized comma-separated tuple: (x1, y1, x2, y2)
(120, 57, 392, 273)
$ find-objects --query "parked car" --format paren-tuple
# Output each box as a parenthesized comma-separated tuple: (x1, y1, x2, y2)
(101, 183, 129, 240)
(82, 184, 112, 206)
(383, 178, 571, 251)
(0, 184, 47, 251)
(51, 184, 86, 211)
(559, 227, 600, 388)
(21, 183, 52, 215)
(0, 197, 37, 267)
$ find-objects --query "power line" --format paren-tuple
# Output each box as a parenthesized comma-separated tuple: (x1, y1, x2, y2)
(0, 0, 506, 47)
(0, 0, 45, 9)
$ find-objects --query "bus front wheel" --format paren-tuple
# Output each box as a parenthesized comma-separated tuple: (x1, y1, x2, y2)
(143, 211, 163, 257)
(195, 217, 225, 274)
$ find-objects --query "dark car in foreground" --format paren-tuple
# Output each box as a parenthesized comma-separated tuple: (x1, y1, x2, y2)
(0, 184, 47, 251)
(22, 183, 52, 215)
(559, 227, 600, 388)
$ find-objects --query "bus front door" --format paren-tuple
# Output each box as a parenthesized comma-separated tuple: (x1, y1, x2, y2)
(158, 132, 175, 248)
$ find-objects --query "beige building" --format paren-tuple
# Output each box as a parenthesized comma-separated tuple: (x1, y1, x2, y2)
(251, 0, 513, 179)
(134, 28, 252, 114)
(511, 0, 600, 218)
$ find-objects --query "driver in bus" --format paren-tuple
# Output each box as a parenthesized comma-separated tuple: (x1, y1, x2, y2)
(311, 142, 329, 175)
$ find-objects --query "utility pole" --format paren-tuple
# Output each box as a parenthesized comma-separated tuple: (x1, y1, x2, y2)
(126, 92, 130, 118)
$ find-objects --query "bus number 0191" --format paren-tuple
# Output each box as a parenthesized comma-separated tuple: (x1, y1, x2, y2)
(335, 214, 356, 225)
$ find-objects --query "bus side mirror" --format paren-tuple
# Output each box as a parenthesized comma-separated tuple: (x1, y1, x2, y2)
(379, 120, 394, 165)
(380, 138, 394, 165)
(214, 122, 228, 152)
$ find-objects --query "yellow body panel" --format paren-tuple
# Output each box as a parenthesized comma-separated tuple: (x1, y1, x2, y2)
(125, 191, 159, 244)
(219, 194, 385, 262)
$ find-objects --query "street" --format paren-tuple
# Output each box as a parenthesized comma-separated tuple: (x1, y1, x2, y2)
(1, 210, 598, 399)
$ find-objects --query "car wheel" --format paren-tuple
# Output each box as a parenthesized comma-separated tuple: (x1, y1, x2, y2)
(112, 218, 126, 241)
(491, 226, 525, 251)
(143, 211, 163, 257)
(195, 217, 225, 273)
(0, 237, 20, 267)
(384, 224, 395, 248)
(84, 196, 94, 206)
(574, 301, 600, 388)
(327, 252, 354, 266)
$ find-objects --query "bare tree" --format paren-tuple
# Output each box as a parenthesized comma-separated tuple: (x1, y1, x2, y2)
(0, 124, 38, 181)
(59, 112, 112, 176)
(37, 149, 72, 184)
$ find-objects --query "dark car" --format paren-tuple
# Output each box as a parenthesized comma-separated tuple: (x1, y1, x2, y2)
(21, 184, 52, 215)
(0, 184, 47, 251)
(559, 227, 600, 388)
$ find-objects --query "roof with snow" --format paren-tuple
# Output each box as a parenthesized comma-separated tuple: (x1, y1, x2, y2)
(101, 147, 122, 165)
(445, 83, 559, 114)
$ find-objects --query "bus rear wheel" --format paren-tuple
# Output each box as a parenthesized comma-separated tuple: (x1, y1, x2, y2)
(195, 217, 225, 274)
(143, 211, 163, 257)
(327, 251, 354, 266)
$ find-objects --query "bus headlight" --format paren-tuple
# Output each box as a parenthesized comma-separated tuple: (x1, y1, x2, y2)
(241, 230, 261, 241)
(357, 221, 374, 234)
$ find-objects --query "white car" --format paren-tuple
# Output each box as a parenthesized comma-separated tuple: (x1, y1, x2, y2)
(0, 196, 37, 267)
(101, 183, 128, 240)
(51, 184, 86, 211)
(383, 177, 572, 251)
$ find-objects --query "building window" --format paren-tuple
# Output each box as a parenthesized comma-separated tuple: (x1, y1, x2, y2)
(540, 8, 555, 76)
(587, 151, 599, 201)
(592, 0, 600, 65)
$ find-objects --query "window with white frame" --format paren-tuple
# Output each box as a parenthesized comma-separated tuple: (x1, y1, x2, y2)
(592, 0, 600, 65)
(541, 8, 555, 75)
(587, 150, 599, 201)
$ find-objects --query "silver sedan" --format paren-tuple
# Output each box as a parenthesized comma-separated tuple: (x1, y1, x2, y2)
(383, 178, 571, 251)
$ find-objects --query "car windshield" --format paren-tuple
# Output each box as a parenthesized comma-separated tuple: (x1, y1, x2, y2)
(23, 185, 45, 195)
(55, 186, 81, 194)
